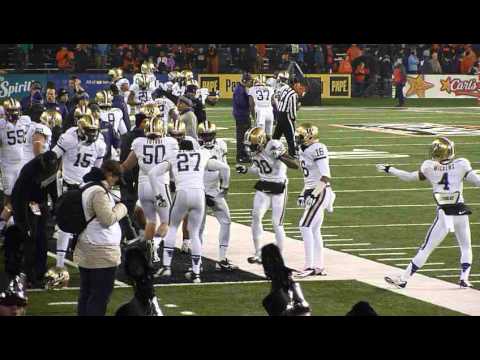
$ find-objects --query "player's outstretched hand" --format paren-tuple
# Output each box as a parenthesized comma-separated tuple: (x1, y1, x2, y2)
(376, 164, 391, 173)
(305, 195, 317, 207)
(236, 165, 248, 174)
(155, 195, 167, 208)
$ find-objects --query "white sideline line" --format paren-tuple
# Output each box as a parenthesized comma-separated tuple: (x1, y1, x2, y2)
(231, 176, 400, 182)
(163, 304, 178, 308)
(48, 302, 77, 306)
(46, 251, 128, 287)
(360, 253, 407, 256)
(437, 274, 480, 278)
(395, 262, 445, 267)
(327, 243, 371, 247)
(326, 223, 480, 229)
(343, 245, 480, 252)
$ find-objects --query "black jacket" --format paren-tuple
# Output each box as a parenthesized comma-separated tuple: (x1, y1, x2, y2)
(120, 127, 145, 192)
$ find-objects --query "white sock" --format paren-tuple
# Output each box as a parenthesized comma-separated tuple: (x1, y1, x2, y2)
(219, 245, 227, 261)
(273, 225, 285, 254)
(153, 236, 162, 250)
(56, 231, 71, 267)
(461, 263, 472, 281)
(300, 227, 314, 269)
(313, 228, 325, 269)
(401, 262, 419, 282)
(191, 236, 202, 274)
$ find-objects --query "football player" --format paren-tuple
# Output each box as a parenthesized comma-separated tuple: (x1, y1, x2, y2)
(236, 127, 299, 263)
(39, 109, 62, 148)
(121, 115, 179, 264)
(23, 110, 53, 164)
(295, 123, 335, 278)
(154, 95, 177, 131)
(378, 137, 480, 289)
(0, 98, 32, 232)
(198, 121, 237, 271)
(108, 68, 124, 89)
(94, 90, 128, 160)
(128, 74, 155, 115)
(148, 138, 230, 283)
(49, 114, 106, 286)
(248, 75, 275, 138)
(133, 61, 157, 87)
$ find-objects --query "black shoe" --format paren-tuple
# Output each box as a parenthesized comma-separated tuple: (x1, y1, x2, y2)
(247, 256, 262, 264)
(216, 259, 239, 272)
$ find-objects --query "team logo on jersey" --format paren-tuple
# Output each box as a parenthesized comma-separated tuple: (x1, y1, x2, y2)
(333, 123, 480, 136)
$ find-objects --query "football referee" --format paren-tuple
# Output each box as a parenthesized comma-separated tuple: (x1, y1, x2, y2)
(273, 71, 298, 157)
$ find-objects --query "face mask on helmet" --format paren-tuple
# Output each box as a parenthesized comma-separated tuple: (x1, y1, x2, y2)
(199, 131, 216, 147)
(83, 128, 100, 143)
(5, 109, 20, 122)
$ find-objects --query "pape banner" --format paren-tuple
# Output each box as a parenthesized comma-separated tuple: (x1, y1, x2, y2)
(401, 74, 480, 99)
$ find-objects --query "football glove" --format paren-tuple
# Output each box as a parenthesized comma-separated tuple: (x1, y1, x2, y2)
(305, 195, 317, 207)
(376, 164, 391, 173)
(236, 165, 248, 174)
(297, 195, 305, 208)
(155, 194, 167, 208)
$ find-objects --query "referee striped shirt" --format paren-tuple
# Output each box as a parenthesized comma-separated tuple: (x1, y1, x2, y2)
(276, 84, 297, 121)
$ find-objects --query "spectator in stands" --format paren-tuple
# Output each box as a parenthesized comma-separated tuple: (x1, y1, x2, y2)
(75, 44, 91, 72)
(20, 81, 43, 113)
(347, 44, 362, 62)
(380, 55, 393, 97)
(325, 45, 334, 73)
(407, 49, 419, 74)
(460, 46, 477, 74)
(429, 52, 443, 74)
(248, 45, 257, 73)
(353, 62, 369, 97)
(45, 88, 61, 112)
(195, 47, 206, 73)
(56, 46, 74, 71)
(94, 44, 110, 69)
(16, 44, 33, 71)
(337, 55, 353, 74)
(57, 88, 70, 121)
(393, 60, 407, 107)
(156, 51, 168, 73)
(122, 50, 139, 73)
(206, 45, 219, 73)
(314, 45, 325, 72)
(184, 45, 195, 70)
(166, 53, 176, 72)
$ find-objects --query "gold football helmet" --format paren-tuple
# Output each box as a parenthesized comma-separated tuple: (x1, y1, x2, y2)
(198, 120, 217, 147)
(108, 68, 123, 82)
(254, 75, 266, 86)
(167, 119, 186, 141)
(181, 70, 194, 81)
(295, 123, 319, 146)
(74, 105, 92, 122)
(430, 137, 455, 163)
(277, 71, 290, 83)
(95, 90, 113, 109)
(3, 98, 21, 122)
(168, 71, 180, 82)
(145, 115, 165, 138)
(137, 74, 151, 90)
(140, 101, 160, 119)
(44, 267, 70, 290)
(244, 127, 267, 154)
(40, 110, 62, 129)
(77, 114, 100, 143)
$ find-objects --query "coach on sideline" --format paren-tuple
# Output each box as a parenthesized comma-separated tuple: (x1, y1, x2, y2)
(273, 71, 298, 157)
(74, 160, 128, 316)
(233, 72, 253, 163)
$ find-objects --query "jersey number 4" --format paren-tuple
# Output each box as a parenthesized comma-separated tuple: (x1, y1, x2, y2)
(438, 173, 450, 190)
(177, 152, 200, 172)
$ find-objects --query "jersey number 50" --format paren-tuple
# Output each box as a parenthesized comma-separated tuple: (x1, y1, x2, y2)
(143, 145, 165, 164)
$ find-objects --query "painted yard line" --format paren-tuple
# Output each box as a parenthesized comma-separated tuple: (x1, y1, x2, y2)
(395, 262, 445, 267)
(437, 274, 480, 278)
(231, 176, 400, 182)
(46, 251, 128, 287)
(469, 281, 480, 284)
(325, 223, 480, 229)
(342, 245, 480, 252)
(377, 258, 415, 261)
(327, 243, 371, 247)
(328, 142, 479, 148)
(228, 204, 480, 212)
(180, 311, 196, 316)
(229, 187, 479, 195)
(418, 268, 460, 272)
(163, 304, 179, 308)
(48, 302, 78, 306)
(329, 162, 480, 167)
(360, 253, 408, 256)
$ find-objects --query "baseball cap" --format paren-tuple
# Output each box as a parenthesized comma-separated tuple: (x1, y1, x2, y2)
(178, 96, 193, 107)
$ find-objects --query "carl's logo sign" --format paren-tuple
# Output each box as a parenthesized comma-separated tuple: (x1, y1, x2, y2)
(440, 76, 480, 97)
(200, 77, 220, 93)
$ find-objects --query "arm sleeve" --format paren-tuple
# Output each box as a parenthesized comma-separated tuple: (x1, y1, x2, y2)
(94, 143, 106, 168)
(118, 115, 128, 135)
(207, 158, 231, 187)
(52, 134, 67, 158)
(465, 170, 480, 187)
(148, 161, 171, 197)
(92, 190, 128, 227)
(389, 167, 420, 182)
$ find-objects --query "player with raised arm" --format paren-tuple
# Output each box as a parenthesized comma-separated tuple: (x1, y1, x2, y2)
(148, 138, 230, 283)
(128, 73, 156, 115)
(121, 115, 179, 265)
(198, 120, 237, 271)
(236, 127, 299, 264)
(48, 114, 106, 287)
(0, 98, 32, 232)
(377, 137, 480, 289)
(248, 75, 275, 138)
(295, 123, 335, 277)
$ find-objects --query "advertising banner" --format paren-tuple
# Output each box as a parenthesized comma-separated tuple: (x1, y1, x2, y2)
(401, 74, 480, 99)
(0, 74, 48, 99)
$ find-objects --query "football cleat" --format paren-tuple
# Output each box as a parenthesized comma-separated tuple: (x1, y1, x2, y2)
(295, 268, 327, 278)
(181, 239, 192, 254)
(153, 266, 171, 278)
(247, 256, 262, 264)
(216, 259, 238, 272)
(185, 271, 201, 283)
(459, 280, 473, 289)
(44, 267, 70, 290)
(384, 276, 407, 289)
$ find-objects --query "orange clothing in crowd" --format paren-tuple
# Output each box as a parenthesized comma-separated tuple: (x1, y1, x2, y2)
(393, 67, 406, 85)
(460, 49, 477, 74)
(56, 48, 74, 69)
(256, 44, 267, 58)
(354, 64, 369, 82)
(347, 44, 362, 62)
(338, 57, 353, 74)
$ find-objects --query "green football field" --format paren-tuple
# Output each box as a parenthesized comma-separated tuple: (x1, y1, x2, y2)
(16, 98, 480, 315)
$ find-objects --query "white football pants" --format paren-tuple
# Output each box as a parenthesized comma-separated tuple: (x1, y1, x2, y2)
(138, 181, 172, 223)
(255, 108, 275, 137)
(199, 196, 232, 260)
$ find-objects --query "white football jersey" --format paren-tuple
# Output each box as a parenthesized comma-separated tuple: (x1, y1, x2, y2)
(251, 139, 287, 183)
(133, 73, 156, 85)
(202, 139, 228, 196)
(131, 136, 179, 185)
(99, 108, 128, 136)
(248, 85, 274, 109)
(154, 97, 176, 127)
(130, 83, 155, 105)
(165, 148, 211, 191)
(53, 127, 106, 185)
(23, 122, 52, 163)
(196, 88, 210, 105)
(299, 142, 331, 189)
(421, 158, 473, 204)
(0, 116, 31, 165)
(172, 83, 185, 97)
